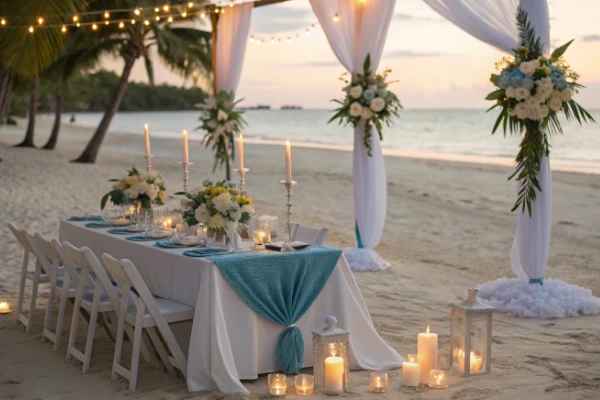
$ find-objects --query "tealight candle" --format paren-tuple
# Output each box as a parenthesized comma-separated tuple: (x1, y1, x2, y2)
(0, 299, 10, 314)
(457, 349, 483, 372)
(418, 325, 438, 384)
(428, 370, 447, 389)
(370, 371, 388, 393)
(253, 228, 270, 247)
(295, 374, 314, 395)
(268, 373, 287, 396)
(402, 353, 420, 387)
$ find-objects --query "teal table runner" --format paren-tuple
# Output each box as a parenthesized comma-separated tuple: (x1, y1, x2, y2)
(207, 245, 342, 375)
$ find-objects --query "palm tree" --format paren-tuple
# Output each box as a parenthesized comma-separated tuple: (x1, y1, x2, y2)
(71, 2, 211, 163)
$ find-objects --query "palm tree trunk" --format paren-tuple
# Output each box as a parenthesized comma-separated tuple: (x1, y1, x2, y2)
(16, 78, 38, 147)
(43, 90, 63, 149)
(72, 58, 136, 163)
(0, 68, 12, 127)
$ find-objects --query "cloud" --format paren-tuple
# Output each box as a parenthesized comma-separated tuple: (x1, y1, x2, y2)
(385, 50, 455, 58)
(301, 61, 340, 67)
(582, 34, 600, 42)
(394, 12, 443, 22)
(250, 5, 315, 34)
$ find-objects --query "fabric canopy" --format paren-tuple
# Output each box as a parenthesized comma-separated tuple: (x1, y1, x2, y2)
(309, 0, 396, 272)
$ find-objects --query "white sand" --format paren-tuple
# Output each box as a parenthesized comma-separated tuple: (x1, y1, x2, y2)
(0, 119, 599, 399)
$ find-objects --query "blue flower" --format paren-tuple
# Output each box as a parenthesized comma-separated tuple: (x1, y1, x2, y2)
(521, 78, 535, 90)
(511, 77, 522, 87)
(499, 75, 511, 88)
(556, 78, 568, 90)
(551, 72, 562, 82)
(376, 88, 388, 97)
(362, 89, 375, 101)
(510, 69, 525, 79)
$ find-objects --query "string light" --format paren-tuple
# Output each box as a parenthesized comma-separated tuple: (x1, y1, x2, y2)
(76, 22, 80, 27)
(131, 19, 135, 24)
(333, 13, 340, 22)
(188, 2, 194, 8)
(134, 9, 140, 16)
(29, 26, 34, 33)
(305, 28, 310, 36)
(167, 16, 173, 22)
(230, 1, 234, 7)
(104, 11, 110, 19)
(37, 17, 44, 25)
(119, 21, 124, 28)
(200, 11, 206, 18)
(144, 20, 149, 25)
(181, 11, 187, 18)
(105, 21, 109, 25)
(155, 16, 160, 21)
(1, 19, 5, 26)
(163, 5, 170, 12)
(73, 15, 78, 22)
(249, 35, 254, 43)
(287, 37, 291, 44)
(92, 23, 97, 30)
(61, 25, 67, 32)
(215, 8, 220, 13)
(256, 39, 261, 45)
(270, 37, 275, 44)
(155, 7, 160, 12)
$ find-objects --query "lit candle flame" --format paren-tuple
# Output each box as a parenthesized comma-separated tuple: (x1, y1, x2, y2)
(426, 325, 430, 334)
(436, 375, 442, 384)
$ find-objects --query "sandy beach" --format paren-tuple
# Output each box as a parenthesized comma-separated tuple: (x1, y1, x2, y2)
(1, 119, 599, 400)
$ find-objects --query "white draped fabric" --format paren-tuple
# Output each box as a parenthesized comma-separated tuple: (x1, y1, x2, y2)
(215, 2, 253, 93)
(309, 0, 396, 271)
(423, 0, 552, 282)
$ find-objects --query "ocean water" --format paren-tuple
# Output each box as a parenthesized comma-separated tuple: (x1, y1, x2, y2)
(50, 109, 600, 167)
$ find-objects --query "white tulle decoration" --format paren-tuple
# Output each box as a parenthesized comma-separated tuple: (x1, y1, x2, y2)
(478, 277, 600, 318)
(343, 248, 390, 272)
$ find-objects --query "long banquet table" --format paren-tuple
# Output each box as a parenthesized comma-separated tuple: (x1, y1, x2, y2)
(59, 220, 404, 393)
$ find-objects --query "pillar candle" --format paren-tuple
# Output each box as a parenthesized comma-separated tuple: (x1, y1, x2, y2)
(144, 124, 151, 157)
(402, 353, 420, 387)
(324, 356, 344, 393)
(417, 326, 438, 384)
(285, 139, 292, 183)
(182, 130, 189, 164)
(238, 134, 244, 171)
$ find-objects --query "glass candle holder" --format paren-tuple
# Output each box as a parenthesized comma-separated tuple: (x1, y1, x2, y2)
(253, 228, 270, 247)
(196, 224, 207, 244)
(295, 374, 314, 395)
(268, 373, 287, 396)
(0, 299, 11, 314)
(370, 371, 388, 393)
(428, 370, 447, 388)
(402, 353, 420, 387)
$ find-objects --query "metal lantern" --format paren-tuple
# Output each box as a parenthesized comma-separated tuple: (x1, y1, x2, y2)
(449, 288, 495, 376)
(312, 316, 350, 394)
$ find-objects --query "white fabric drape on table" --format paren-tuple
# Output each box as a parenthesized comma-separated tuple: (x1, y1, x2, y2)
(215, 2, 253, 93)
(309, 0, 396, 271)
(424, 0, 552, 281)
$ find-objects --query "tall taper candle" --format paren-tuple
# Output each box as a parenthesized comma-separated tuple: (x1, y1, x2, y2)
(182, 130, 189, 164)
(285, 139, 292, 183)
(144, 124, 151, 158)
(238, 134, 244, 171)
(417, 325, 438, 384)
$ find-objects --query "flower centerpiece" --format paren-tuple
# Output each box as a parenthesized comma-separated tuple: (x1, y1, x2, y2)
(328, 54, 402, 156)
(486, 8, 594, 215)
(101, 167, 166, 210)
(177, 180, 254, 234)
(198, 91, 246, 173)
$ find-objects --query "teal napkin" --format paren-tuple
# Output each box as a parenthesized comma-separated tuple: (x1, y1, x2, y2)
(69, 215, 103, 222)
(108, 228, 133, 235)
(85, 222, 113, 228)
(183, 248, 230, 258)
(155, 240, 188, 249)
(126, 235, 152, 242)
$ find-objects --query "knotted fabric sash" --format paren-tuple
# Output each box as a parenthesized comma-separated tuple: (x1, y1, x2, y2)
(208, 245, 342, 375)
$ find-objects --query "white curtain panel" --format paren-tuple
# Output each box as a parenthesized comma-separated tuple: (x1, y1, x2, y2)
(309, 0, 396, 272)
(215, 2, 253, 93)
(423, 0, 552, 282)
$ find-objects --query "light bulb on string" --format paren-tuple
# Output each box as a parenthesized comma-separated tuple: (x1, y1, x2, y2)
(119, 21, 125, 28)
(1, 19, 5, 26)
(220, 7, 225, 14)
(215, 8, 220, 13)
(29, 26, 34, 33)
(144, 20, 150, 25)
(134, 9, 140, 16)
(230, 0, 234, 7)
(131, 19, 135, 24)
(37, 17, 43, 25)
(104, 11, 110, 19)
(73, 15, 78, 22)
(188, 2, 194, 8)
(333, 13, 340, 22)
(76, 22, 80, 27)
(163, 5, 170, 12)
(61, 25, 67, 32)
(155, 16, 160, 21)
(155, 7, 160, 12)
(287, 37, 291, 44)
(249, 35, 255, 43)
(105, 21, 109, 25)
(200, 11, 206, 18)
(92, 23, 98, 30)
(256, 39, 261, 45)
(181, 11, 187, 18)
(167, 16, 173, 22)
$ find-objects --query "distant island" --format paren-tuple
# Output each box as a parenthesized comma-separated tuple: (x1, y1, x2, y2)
(280, 105, 303, 110)
(240, 105, 271, 110)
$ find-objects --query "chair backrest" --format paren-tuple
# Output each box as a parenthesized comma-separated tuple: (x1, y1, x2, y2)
(26, 232, 60, 278)
(63, 243, 121, 309)
(292, 223, 329, 245)
(50, 238, 81, 287)
(9, 224, 34, 252)
(103, 254, 188, 377)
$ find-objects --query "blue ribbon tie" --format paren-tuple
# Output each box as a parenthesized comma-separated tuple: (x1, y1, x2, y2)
(528, 278, 544, 286)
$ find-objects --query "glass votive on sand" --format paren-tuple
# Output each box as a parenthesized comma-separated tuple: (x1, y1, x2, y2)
(428, 370, 447, 388)
(0, 299, 11, 314)
(268, 373, 287, 396)
(295, 374, 314, 395)
(370, 371, 388, 393)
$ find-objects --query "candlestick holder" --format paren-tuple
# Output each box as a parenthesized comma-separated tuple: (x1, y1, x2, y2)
(279, 180, 297, 253)
(179, 161, 193, 192)
(234, 168, 249, 196)
(143, 155, 154, 173)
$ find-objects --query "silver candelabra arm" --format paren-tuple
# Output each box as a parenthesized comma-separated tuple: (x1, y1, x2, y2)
(279, 180, 297, 253)
(234, 168, 250, 196)
(143, 155, 154, 173)
(179, 161, 193, 192)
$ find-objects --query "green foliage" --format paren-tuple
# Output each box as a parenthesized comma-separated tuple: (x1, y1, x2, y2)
(101, 167, 166, 210)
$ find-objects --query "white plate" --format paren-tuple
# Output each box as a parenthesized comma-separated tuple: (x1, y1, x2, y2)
(126, 225, 147, 233)
(144, 230, 172, 240)
(171, 236, 202, 246)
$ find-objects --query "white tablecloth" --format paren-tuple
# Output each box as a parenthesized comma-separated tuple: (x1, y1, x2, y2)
(59, 220, 404, 393)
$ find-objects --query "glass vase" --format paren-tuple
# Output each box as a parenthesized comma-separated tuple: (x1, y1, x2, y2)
(132, 200, 151, 228)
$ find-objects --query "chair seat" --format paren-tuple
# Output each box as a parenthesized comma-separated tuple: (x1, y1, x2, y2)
(55, 273, 94, 296)
(26, 264, 65, 283)
(81, 288, 117, 313)
(126, 297, 194, 327)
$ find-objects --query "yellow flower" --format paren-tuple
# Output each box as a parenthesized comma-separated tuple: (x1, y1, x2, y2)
(119, 179, 128, 191)
(228, 188, 239, 196)
(212, 187, 225, 196)
(239, 196, 253, 206)
(158, 190, 166, 200)
(206, 199, 213, 207)
(126, 176, 138, 186)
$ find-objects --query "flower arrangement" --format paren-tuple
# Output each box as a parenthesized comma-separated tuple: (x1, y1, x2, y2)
(177, 180, 254, 232)
(101, 167, 166, 210)
(329, 54, 402, 155)
(487, 8, 594, 215)
(198, 90, 246, 172)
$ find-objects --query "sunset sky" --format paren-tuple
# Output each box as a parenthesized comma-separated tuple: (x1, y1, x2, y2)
(107, 0, 600, 109)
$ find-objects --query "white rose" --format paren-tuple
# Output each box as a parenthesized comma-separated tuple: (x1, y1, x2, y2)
(549, 97, 563, 112)
(146, 183, 159, 201)
(137, 181, 148, 195)
(539, 104, 549, 119)
(519, 61, 535, 76)
(370, 97, 386, 113)
(505, 87, 516, 98)
(194, 204, 210, 224)
(515, 102, 528, 119)
(539, 77, 553, 89)
(241, 204, 255, 216)
(531, 60, 540, 69)
(560, 88, 572, 102)
(349, 85, 363, 99)
(515, 87, 530, 100)
(508, 108, 516, 117)
(217, 109, 229, 121)
(213, 192, 233, 214)
(349, 102, 363, 117)
(125, 185, 140, 199)
(205, 96, 216, 109)
(208, 214, 225, 229)
(368, 85, 378, 92)
(527, 104, 541, 120)
(229, 203, 242, 222)
(361, 107, 374, 120)
(154, 178, 162, 186)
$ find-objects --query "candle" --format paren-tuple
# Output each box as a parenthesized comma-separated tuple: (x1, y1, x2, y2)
(324, 356, 344, 393)
(428, 370, 447, 389)
(295, 374, 314, 395)
(182, 130, 189, 164)
(285, 139, 292, 183)
(144, 124, 151, 158)
(0, 300, 10, 314)
(238, 134, 244, 171)
(417, 326, 438, 384)
(370, 371, 388, 393)
(457, 349, 483, 372)
(402, 353, 420, 387)
(268, 373, 287, 396)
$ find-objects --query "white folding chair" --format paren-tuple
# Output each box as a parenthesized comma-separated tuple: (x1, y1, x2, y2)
(8, 224, 54, 333)
(27, 233, 80, 350)
(62, 243, 154, 374)
(292, 223, 329, 245)
(103, 254, 193, 391)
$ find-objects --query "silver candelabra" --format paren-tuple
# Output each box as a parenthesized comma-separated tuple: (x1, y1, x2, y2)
(234, 168, 249, 196)
(179, 161, 193, 192)
(279, 180, 297, 253)
(143, 155, 153, 173)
